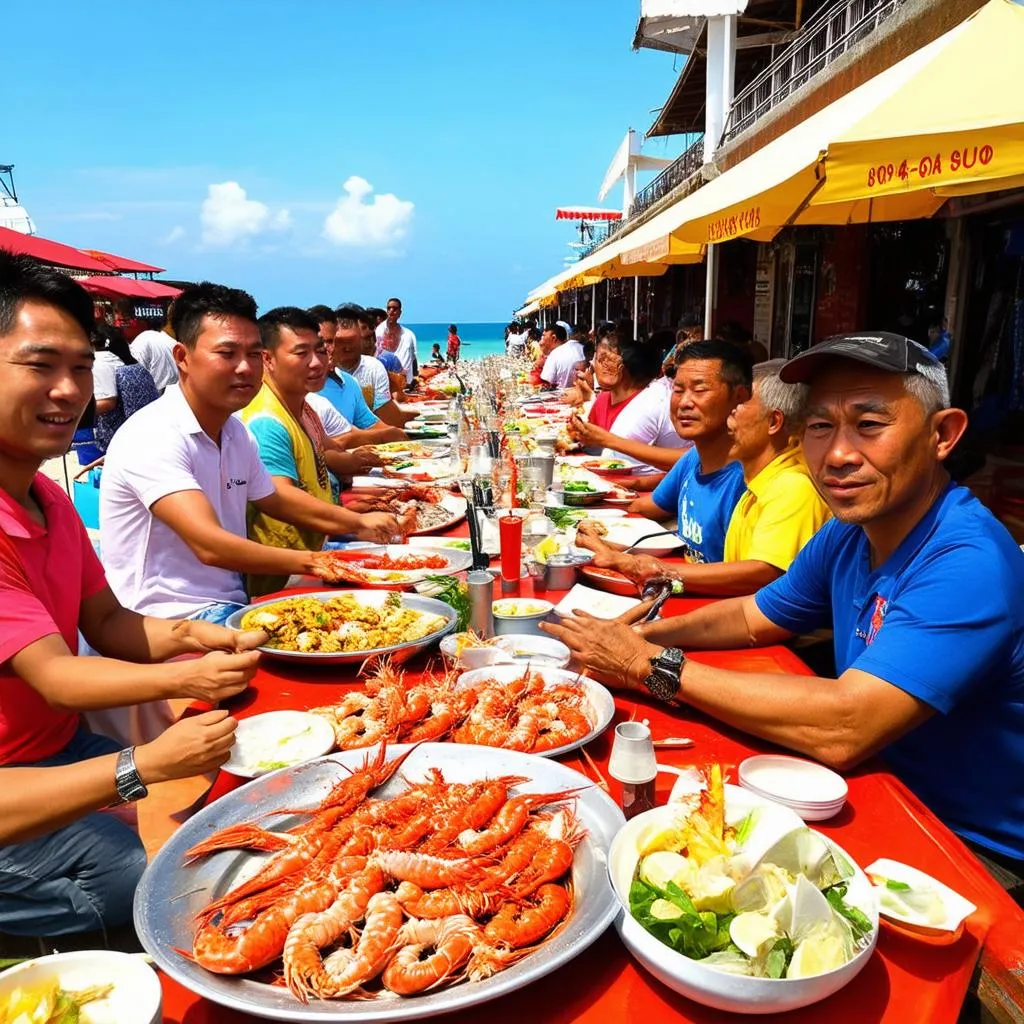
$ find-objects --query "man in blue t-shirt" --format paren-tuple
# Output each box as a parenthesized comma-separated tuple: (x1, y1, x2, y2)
(319, 357, 405, 449)
(545, 332, 1024, 893)
(627, 341, 750, 563)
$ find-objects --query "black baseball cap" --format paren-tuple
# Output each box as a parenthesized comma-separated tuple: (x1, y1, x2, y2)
(780, 331, 940, 383)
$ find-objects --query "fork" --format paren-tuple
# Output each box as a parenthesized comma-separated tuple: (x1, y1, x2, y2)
(620, 530, 680, 554)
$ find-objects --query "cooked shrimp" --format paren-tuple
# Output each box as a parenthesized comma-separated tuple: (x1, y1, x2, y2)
(483, 883, 572, 948)
(457, 788, 583, 855)
(369, 850, 485, 889)
(381, 915, 480, 995)
(394, 880, 509, 920)
(511, 810, 587, 896)
(284, 882, 398, 1002)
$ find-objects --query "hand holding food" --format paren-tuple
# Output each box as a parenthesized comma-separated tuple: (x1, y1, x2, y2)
(135, 708, 238, 784)
(172, 617, 267, 654)
(354, 511, 402, 544)
(177, 649, 259, 703)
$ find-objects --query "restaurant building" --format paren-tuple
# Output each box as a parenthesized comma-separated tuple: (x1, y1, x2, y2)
(520, 0, 1024, 444)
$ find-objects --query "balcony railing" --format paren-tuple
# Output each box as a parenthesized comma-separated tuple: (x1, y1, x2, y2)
(723, 0, 908, 142)
(629, 134, 705, 219)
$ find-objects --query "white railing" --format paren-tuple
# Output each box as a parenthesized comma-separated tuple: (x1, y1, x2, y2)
(723, 0, 908, 141)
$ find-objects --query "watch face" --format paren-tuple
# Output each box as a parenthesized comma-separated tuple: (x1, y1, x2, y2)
(645, 667, 679, 702)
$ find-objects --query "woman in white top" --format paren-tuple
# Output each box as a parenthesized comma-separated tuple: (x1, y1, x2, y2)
(565, 327, 690, 474)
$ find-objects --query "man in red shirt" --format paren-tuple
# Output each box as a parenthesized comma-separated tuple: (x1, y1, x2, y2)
(0, 250, 264, 945)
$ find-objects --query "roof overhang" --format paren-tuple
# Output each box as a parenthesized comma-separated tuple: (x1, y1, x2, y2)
(633, 0, 748, 54)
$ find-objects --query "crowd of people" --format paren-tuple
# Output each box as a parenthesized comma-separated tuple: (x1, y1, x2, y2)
(0, 245, 1021, 954)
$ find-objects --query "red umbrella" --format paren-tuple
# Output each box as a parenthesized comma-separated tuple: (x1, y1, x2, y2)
(79, 248, 165, 274)
(77, 276, 181, 300)
(0, 226, 112, 272)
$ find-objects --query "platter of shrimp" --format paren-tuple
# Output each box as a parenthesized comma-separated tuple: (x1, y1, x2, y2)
(135, 741, 624, 1021)
(307, 660, 615, 760)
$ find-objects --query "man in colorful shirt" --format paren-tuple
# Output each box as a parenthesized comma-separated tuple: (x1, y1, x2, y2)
(548, 333, 1024, 892)
(374, 297, 417, 385)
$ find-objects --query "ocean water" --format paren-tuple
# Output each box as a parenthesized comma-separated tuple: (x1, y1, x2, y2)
(404, 322, 508, 363)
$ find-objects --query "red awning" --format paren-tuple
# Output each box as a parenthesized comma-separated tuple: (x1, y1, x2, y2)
(77, 276, 181, 300)
(555, 206, 624, 221)
(0, 226, 113, 272)
(78, 248, 165, 274)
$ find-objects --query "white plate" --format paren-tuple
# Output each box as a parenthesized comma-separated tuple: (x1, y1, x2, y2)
(0, 950, 162, 1024)
(405, 536, 472, 553)
(600, 517, 683, 557)
(439, 633, 572, 670)
(135, 743, 623, 1022)
(454, 665, 615, 758)
(553, 583, 641, 620)
(222, 711, 336, 779)
(321, 544, 472, 587)
(739, 755, 849, 807)
(864, 858, 977, 934)
(609, 785, 878, 1015)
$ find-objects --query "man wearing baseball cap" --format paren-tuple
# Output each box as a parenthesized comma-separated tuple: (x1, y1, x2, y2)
(547, 332, 1024, 894)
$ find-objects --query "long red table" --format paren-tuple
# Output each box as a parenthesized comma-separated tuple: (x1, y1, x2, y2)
(158, 545, 1024, 1023)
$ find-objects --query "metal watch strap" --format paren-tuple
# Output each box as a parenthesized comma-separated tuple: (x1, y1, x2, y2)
(115, 746, 149, 804)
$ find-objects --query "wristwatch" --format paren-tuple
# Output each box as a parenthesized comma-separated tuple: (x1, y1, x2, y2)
(114, 746, 149, 803)
(643, 647, 685, 703)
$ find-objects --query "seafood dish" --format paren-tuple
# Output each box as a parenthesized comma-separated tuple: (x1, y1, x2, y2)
(347, 490, 467, 536)
(176, 745, 586, 1004)
(370, 441, 451, 463)
(306, 662, 613, 758)
(608, 769, 878, 1013)
(315, 545, 471, 588)
(234, 593, 454, 660)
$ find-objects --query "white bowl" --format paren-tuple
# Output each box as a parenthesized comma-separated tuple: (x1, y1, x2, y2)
(0, 950, 162, 1024)
(608, 786, 878, 1015)
(221, 710, 336, 779)
(739, 755, 848, 820)
(492, 598, 554, 636)
(439, 633, 571, 669)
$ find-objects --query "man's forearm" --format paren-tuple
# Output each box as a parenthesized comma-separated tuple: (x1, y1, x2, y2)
(675, 560, 783, 597)
(0, 759, 122, 843)
(639, 597, 759, 649)
(625, 654, 856, 768)
(83, 606, 201, 663)
(600, 433, 688, 472)
(271, 485, 366, 535)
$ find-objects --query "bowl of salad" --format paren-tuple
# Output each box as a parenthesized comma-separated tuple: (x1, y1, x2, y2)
(548, 479, 612, 507)
(607, 766, 878, 1014)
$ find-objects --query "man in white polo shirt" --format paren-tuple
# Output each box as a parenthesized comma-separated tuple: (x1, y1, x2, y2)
(101, 282, 399, 623)
(540, 324, 585, 390)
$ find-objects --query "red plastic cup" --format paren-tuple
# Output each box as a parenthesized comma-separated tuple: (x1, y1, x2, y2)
(499, 514, 523, 584)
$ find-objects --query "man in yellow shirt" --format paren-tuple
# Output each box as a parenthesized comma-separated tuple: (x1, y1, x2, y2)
(577, 359, 829, 595)
(722, 359, 831, 570)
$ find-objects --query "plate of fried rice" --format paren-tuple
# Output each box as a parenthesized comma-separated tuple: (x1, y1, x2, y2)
(226, 590, 458, 665)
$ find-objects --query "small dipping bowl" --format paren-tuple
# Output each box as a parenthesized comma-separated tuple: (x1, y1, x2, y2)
(492, 597, 554, 636)
(544, 554, 579, 590)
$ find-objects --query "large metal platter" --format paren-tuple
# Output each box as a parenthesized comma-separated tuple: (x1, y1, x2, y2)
(135, 743, 624, 1022)
(225, 590, 457, 666)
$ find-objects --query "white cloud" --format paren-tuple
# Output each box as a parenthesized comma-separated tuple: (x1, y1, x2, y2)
(161, 225, 186, 245)
(200, 181, 291, 247)
(322, 176, 414, 251)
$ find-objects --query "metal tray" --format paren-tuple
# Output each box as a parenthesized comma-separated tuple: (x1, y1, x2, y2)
(135, 743, 624, 1022)
(225, 590, 457, 665)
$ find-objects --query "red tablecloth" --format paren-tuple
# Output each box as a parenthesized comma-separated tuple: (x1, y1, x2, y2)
(159, 554, 1023, 1023)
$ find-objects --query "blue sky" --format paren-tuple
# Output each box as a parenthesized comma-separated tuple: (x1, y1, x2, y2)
(5, 1, 686, 320)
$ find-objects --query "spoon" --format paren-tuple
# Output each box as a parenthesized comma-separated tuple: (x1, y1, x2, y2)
(621, 530, 681, 554)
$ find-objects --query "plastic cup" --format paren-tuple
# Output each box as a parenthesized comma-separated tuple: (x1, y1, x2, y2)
(499, 514, 523, 585)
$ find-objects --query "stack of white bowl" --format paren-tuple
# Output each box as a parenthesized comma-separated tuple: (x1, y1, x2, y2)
(738, 754, 848, 821)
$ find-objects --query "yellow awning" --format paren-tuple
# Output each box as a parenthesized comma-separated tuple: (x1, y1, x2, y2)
(817, 0, 1024, 208)
(597, 22, 963, 253)
(514, 299, 541, 319)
